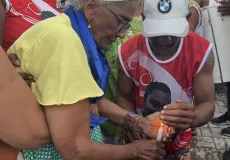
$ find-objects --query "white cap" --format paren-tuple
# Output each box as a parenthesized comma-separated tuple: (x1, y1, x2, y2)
(142, 0, 190, 38)
(104, 0, 124, 1)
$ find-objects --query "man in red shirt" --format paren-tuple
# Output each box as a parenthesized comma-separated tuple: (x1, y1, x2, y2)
(117, 0, 215, 159)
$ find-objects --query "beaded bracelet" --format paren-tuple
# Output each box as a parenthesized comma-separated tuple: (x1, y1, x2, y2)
(123, 113, 141, 130)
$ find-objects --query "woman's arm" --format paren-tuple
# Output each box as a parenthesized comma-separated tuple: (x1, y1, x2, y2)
(0, 0, 6, 45)
(45, 99, 165, 160)
(97, 98, 175, 142)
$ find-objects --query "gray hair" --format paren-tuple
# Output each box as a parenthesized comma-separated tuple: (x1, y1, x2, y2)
(68, 0, 106, 10)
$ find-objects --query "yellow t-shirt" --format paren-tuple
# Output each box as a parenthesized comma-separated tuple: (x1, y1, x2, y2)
(8, 14, 103, 106)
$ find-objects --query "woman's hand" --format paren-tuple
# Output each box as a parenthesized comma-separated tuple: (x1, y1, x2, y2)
(134, 112, 176, 142)
(134, 139, 166, 160)
(7, 53, 34, 85)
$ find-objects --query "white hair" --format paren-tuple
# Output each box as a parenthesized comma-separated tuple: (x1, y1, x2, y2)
(68, 0, 106, 10)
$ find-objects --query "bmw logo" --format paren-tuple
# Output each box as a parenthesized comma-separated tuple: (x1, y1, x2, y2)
(158, 0, 172, 14)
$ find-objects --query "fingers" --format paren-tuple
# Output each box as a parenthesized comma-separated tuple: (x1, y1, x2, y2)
(160, 102, 195, 130)
(127, 132, 134, 143)
(162, 126, 176, 142)
(163, 103, 194, 111)
(19, 73, 34, 80)
(218, 0, 230, 5)
(140, 134, 148, 139)
(8, 53, 21, 67)
(138, 153, 163, 160)
(132, 131, 142, 140)
(218, 7, 230, 15)
(163, 121, 189, 130)
(156, 141, 165, 148)
(19, 73, 34, 86)
(160, 115, 195, 124)
(217, 1, 230, 14)
(135, 140, 166, 160)
(161, 109, 196, 119)
(168, 127, 177, 135)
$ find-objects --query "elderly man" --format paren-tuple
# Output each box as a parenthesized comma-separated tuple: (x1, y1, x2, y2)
(117, 0, 215, 159)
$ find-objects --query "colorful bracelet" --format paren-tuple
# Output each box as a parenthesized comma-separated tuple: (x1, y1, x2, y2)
(123, 113, 141, 130)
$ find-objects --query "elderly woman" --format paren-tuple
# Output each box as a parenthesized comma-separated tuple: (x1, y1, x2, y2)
(2, 0, 175, 159)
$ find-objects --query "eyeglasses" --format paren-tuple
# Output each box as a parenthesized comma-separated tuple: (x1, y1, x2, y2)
(104, 5, 132, 35)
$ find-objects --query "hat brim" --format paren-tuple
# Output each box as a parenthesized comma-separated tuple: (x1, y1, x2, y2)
(142, 17, 189, 38)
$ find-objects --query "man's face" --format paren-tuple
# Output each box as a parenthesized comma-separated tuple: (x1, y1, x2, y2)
(144, 90, 171, 116)
(148, 36, 181, 54)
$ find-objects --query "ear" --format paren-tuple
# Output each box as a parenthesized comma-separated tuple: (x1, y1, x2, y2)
(83, 0, 97, 22)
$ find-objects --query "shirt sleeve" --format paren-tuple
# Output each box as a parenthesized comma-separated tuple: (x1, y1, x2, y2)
(10, 25, 104, 106)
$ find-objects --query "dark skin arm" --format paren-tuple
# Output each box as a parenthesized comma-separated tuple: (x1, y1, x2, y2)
(192, 51, 215, 127)
(117, 57, 136, 113)
(45, 99, 166, 160)
(188, 6, 199, 32)
(194, 0, 209, 8)
(0, 0, 6, 45)
(160, 51, 215, 129)
(201, 0, 210, 7)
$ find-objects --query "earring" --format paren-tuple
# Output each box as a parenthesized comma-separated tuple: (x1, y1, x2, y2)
(88, 24, 91, 28)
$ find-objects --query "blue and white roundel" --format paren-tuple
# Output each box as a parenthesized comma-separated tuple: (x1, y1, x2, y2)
(158, 0, 172, 14)
(160, 2, 169, 11)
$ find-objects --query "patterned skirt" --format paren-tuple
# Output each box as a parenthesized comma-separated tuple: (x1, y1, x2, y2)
(22, 126, 103, 160)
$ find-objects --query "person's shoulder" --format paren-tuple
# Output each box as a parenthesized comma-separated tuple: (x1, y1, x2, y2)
(23, 14, 83, 51)
(34, 14, 75, 38)
(9, 14, 80, 52)
(184, 31, 212, 59)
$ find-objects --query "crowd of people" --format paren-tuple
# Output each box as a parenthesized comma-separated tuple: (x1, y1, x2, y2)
(0, 0, 229, 159)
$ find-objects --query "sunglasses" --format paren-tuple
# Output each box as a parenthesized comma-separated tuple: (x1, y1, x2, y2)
(104, 5, 132, 36)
